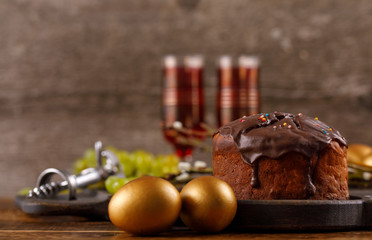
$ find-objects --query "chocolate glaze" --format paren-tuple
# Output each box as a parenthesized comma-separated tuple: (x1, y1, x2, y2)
(215, 112, 347, 191)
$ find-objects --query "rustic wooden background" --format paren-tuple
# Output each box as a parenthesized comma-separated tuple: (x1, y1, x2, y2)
(1, 0, 371, 196)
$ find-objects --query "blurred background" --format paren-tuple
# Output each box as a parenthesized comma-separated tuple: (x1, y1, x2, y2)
(1, 0, 371, 196)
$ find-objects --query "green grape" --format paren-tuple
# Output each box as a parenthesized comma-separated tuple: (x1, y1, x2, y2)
(169, 162, 180, 175)
(105, 176, 119, 194)
(117, 151, 136, 177)
(73, 158, 95, 175)
(105, 146, 119, 154)
(74, 145, 182, 194)
(105, 176, 137, 194)
(17, 187, 31, 196)
(111, 178, 126, 194)
(152, 154, 180, 177)
(132, 150, 154, 177)
(83, 149, 97, 166)
(73, 158, 87, 174)
(163, 154, 180, 175)
(83, 148, 96, 160)
(73, 148, 98, 174)
(86, 180, 105, 190)
(152, 158, 165, 177)
(123, 177, 137, 184)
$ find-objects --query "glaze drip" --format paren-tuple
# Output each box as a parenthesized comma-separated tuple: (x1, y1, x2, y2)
(215, 112, 347, 190)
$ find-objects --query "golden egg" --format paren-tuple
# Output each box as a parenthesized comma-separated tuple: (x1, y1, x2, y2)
(348, 144, 372, 161)
(348, 144, 372, 168)
(364, 154, 372, 168)
(108, 176, 181, 235)
(180, 176, 237, 232)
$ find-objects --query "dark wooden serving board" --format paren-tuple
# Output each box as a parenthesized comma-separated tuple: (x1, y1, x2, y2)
(15, 189, 372, 230)
(233, 197, 364, 230)
(15, 189, 110, 220)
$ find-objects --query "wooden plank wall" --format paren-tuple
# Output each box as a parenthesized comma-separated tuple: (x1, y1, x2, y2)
(0, 0, 371, 196)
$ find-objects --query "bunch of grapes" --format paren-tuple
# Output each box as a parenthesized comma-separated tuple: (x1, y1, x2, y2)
(73, 147, 180, 194)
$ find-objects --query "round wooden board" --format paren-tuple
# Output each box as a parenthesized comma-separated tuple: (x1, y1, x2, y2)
(231, 197, 363, 230)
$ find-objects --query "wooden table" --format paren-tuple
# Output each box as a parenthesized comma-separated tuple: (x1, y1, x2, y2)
(1, 198, 371, 239)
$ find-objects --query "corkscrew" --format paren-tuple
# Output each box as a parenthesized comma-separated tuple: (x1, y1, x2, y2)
(27, 141, 122, 200)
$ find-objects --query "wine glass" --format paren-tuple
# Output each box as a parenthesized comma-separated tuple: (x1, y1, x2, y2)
(216, 55, 261, 127)
(216, 55, 240, 127)
(238, 55, 261, 117)
(161, 55, 206, 162)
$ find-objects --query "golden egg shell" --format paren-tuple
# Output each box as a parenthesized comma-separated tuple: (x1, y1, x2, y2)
(108, 176, 181, 235)
(180, 176, 237, 232)
(364, 155, 372, 168)
(348, 144, 372, 169)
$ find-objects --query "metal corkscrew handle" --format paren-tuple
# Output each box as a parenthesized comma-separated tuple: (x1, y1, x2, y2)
(27, 141, 122, 200)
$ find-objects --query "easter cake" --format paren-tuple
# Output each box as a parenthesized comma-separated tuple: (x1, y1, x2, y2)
(212, 112, 349, 200)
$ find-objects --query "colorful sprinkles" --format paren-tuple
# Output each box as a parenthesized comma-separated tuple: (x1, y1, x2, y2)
(240, 115, 248, 122)
(258, 113, 268, 122)
(313, 116, 333, 134)
(253, 113, 334, 134)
